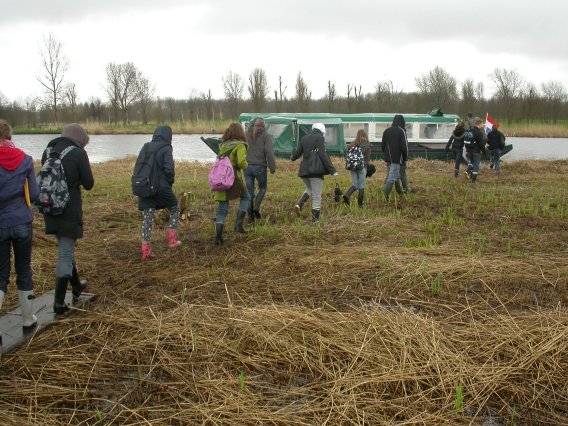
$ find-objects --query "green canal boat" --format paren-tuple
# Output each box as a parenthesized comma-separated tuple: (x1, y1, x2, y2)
(201, 111, 513, 161)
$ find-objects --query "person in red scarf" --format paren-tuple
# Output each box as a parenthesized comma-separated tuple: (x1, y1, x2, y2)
(0, 119, 40, 339)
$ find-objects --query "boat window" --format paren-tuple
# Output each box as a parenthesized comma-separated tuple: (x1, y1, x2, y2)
(374, 123, 390, 140)
(325, 127, 339, 147)
(266, 124, 289, 140)
(343, 123, 368, 142)
(419, 123, 454, 139)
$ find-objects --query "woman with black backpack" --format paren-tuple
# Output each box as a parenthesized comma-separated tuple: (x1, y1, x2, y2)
(343, 129, 371, 208)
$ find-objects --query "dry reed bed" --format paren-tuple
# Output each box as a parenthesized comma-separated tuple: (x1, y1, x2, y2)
(0, 157, 567, 424)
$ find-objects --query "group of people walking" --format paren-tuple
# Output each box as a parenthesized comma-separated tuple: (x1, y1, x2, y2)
(445, 114, 506, 181)
(0, 113, 499, 334)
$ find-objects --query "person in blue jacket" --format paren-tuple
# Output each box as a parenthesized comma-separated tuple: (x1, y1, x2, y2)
(0, 119, 39, 334)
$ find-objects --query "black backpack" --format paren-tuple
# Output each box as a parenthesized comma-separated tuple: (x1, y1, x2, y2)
(345, 145, 364, 171)
(131, 143, 169, 197)
(35, 145, 76, 215)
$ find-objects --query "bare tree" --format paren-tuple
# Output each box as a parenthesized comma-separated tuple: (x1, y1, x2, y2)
(541, 80, 566, 123)
(248, 68, 269, 112)
(65, 83, 78, 121)
(295, 72, 311, 113)
(374, 80, 399, 112)
(105, 62, 141, 125)
(460, 78, 476, 116)
(137, 76, 154, 125)
(222, 71, 244, 119)
(326, 81, 337, 113)
(415, 66, 457, 110)
(273, 76, 287, 113)
(490, 68, 524, 125)
(0, 91, 8, 116)
(347, 84, 355, 112)
(521, 83, 539, 123)
(201, 89, 214, 120)
(37, 33, 69, 124)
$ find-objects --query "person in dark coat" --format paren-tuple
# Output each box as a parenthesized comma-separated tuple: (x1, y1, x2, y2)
(0, 120, 40, 333)
(41, 124, 94, 314)
(445, 122, 467, 177)
(291, 123, 338, 222)
(135, 126, 181, 259)
(486, 122, 505, 173)
(381, 114, 408, 200)
(244, 117, 276, 223)
(464, 117, 487, 183)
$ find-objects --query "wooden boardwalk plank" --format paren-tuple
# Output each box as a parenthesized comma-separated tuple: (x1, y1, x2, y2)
(0, 291, 96, 355)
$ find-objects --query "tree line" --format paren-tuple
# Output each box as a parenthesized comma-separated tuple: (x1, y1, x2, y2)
(1, 34, 567, 128)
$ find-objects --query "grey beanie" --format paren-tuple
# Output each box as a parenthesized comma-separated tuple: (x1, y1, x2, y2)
(61, 123, 89, 148)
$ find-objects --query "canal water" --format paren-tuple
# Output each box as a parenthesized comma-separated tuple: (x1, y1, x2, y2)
(10, 134, 568, 164)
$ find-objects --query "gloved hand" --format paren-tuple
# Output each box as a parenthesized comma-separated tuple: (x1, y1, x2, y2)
(332, 172, 339, 177)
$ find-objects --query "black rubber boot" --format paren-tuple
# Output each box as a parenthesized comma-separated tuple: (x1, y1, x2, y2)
(54, 277, 70, 315)
(294, 193, 310, 216)
(384, 182, 394, 201)
(357, 189, 365, 208)
(311, 209, 320, 222)
(342, 186, 356, 205)
(395, 181, 404, 195)
(215, 223, 224, 246)
(235, 210, 247, 233)
(247, 200, 255, 224)
(70, 265, 87, 299)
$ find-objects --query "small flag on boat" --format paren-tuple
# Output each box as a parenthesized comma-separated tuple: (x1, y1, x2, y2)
(485, 113, 496, 133)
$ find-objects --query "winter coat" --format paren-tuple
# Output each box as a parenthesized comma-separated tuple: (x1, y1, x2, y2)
(137, 126, 178, 211)
(465, 126, 487, 154)
(0, 145, 39, 229)
(213, 140, 248, 202)
(41, 137, 94, 239)
(246, 126, 276, 173)
(446, 125, 466, 151)
(381, 115, 408, 164)
(291, 129, 337, 178)
(486, 129, 506, 150)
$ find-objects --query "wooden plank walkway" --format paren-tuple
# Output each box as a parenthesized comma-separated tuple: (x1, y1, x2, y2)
(0, 290, 95, 355)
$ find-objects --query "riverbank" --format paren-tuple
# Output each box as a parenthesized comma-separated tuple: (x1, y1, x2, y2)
(12, 119, 568, 137)
(1, 158, 567, 424)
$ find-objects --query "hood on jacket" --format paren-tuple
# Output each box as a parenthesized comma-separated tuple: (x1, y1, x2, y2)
(312, 123, 326, 136)
(219, 140, 246, 156)
(392, 114, 405, 129)
(0, 146, 25, 171)
(61, 123, 89, 148)
(152, 126, 173, 144)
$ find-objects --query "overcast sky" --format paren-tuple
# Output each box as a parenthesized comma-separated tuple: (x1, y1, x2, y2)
(2, 0, 567, 105)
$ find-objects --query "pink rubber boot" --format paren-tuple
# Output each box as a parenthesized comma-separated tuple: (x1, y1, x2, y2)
(141, 241, 152, 260)
(167, 230, 182, 248)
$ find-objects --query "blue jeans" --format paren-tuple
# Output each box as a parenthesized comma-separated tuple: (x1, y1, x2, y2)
(490, 149, 501, 171)
(350, 168, 367, 189)
(56, 236, 77, 278)
(0, 223, 34, 293)
(453, 148, 464, 173)
(466, 152, 482, 180)
(215, 190, 251, 224)
(385, 163, 401, 184)
(244, 165, 268, 211)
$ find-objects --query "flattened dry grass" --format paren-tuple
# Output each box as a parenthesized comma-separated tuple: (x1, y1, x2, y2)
(1, 157, 567, 425)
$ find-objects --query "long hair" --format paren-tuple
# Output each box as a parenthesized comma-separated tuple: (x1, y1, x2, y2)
(353, 129, 368, 146)
(0, 119, 12, 140)
(222, 123, 246, 143)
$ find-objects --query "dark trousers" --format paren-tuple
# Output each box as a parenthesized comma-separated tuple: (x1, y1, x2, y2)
(0, 223, 33, 293)
(244, 165, 268, 211)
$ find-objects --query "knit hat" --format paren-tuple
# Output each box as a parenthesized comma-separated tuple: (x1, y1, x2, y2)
(61, 123, 89, 148)
(312, 123, 326, 136)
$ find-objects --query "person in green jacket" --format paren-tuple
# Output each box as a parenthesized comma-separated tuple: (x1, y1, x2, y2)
(214, 123, 250, 246)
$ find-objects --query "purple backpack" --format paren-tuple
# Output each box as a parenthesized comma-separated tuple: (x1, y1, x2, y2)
(208, 154, 235, 191)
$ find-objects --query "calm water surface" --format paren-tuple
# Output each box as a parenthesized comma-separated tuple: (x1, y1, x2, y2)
(11, 134, 568, 163)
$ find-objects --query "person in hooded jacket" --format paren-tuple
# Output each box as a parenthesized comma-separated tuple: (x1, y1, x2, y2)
(381, 115, 409, 201)
(0, 120, 40, 335)
(136, 126, 182, 259)
(40, 123, 94, 315)
(343, 129, 371, 207)
(213, 123, 250, 245)
(464, 117, 487, 183)
(486, 122, 505, 174)
(445, 121, 467, 177)
(291, 123, 338, 222)
(244, 117, 276, 223)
